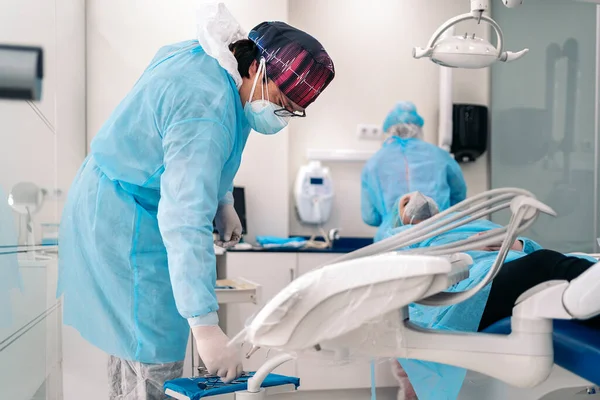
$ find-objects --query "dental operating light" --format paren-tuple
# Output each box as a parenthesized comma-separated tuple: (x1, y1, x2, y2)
(413, 0, 528, 69)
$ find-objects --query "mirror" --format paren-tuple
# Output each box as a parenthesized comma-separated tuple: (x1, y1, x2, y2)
(7, 182, 46, 250)
(8, 182, 45, 216)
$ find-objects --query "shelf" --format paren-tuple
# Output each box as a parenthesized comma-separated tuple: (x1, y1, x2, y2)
(216, 278, 261, 305)
(306, 149, 376, 162)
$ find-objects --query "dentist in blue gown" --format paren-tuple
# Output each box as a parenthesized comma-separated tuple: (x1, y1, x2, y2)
(57, 19, 335, 399)
(361, 101, 467, 241)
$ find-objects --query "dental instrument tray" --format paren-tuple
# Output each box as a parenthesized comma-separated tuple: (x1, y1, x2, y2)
(215, 278, 261, 305)
(164, 372, 300, 399)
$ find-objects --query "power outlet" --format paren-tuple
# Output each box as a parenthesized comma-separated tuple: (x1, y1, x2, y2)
(357, 124, 383, 140)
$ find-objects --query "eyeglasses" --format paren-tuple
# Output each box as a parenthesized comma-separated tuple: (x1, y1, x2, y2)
(274, 108, 306, 118)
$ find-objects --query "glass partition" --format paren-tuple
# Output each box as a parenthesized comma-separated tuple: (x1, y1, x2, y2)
(490, 0, 599, 253)
(0, 1, 85, 399)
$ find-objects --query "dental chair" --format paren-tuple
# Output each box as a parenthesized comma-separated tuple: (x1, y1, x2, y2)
(233, 189, 600, 399)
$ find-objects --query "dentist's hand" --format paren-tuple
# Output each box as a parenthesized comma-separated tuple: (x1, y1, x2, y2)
(192, 325, 243, 383)
(214, 203, 242, 249)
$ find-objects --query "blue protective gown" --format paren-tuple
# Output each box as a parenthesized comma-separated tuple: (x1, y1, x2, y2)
(379, 218, 543, 400)
(361, 137, 467, 240)
(57, 41, 251, 363)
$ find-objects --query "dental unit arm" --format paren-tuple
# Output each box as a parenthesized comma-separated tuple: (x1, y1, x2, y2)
(238, 189, 600, 393)
(413, 0, 529, 68)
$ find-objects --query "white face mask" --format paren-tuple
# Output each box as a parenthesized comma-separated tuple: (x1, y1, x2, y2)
(402, 191, 440, 224)
(243, 58, 290, 135)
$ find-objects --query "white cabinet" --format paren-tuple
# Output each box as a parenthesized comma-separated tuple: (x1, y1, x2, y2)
(295, 253, 398, 391)
(296, 253, 339, 273)
(0, 256, 62, 400)
(223, 252, 297, 377)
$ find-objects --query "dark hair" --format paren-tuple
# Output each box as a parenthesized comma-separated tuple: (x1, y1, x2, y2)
(229, 39, 260, 79)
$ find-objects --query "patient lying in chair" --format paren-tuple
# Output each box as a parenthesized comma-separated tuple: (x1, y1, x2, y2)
(382, 192, 600, 400)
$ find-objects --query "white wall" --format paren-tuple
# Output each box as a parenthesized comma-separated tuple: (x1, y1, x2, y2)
(0, 0, 86, 240)
(86, 0, 290, 244)
(288, 0, 490, 237)
(85, 0, 491, 242)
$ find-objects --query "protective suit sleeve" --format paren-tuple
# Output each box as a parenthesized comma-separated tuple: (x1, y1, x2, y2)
(446, 157, 467, 206)
(158, 118, 232, 322)
(361, 167, 382, 227)
(519, 237, 543, 254)
(219, 189, 234, 206)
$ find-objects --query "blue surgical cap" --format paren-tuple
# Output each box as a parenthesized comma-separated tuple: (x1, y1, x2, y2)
(383, 101, 424, 133)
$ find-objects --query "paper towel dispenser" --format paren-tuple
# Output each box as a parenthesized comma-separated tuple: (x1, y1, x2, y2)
(451, 104, 488, 163)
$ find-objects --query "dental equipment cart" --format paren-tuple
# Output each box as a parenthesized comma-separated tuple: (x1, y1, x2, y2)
(168, 278, 301, 400)
(165, 372, 299, 400)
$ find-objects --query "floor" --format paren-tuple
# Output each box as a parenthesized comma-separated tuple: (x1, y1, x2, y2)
(29, 373, 600, 400)
(279, 388, 398, 400)
(39, 375, 398, 400)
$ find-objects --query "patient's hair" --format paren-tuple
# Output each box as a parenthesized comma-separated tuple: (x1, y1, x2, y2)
(229, 39, 260, 79)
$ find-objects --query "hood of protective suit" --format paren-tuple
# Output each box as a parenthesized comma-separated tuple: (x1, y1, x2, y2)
(196, 1, 247, 88)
